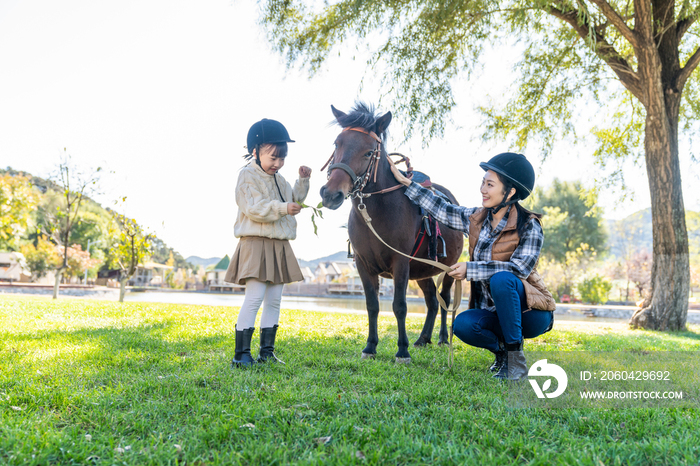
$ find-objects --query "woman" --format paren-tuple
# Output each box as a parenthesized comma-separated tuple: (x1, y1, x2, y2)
(390, 152, 555, 381)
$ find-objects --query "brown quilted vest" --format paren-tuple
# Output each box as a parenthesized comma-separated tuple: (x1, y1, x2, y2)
(467, 207, 556, 312)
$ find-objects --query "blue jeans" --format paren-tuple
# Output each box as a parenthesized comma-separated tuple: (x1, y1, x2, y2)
(453, 271, 553, 352)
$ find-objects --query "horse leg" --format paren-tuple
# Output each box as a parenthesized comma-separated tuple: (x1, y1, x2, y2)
(356, 260, 380, 359)
(413, 278, 439, 347)
(392, 261, 411, 363)
(437, 274, 456, 346)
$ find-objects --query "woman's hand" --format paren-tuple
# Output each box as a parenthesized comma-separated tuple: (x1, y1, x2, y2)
(299, 166, 312, 178)
(388, 158, 412, 186)
(447, 262, 467, 280)
(287, 202, 302, 216)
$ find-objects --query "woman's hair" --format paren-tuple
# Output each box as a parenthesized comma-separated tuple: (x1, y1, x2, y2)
(243, 142, 289, 162)
(495, 172, 542, 237)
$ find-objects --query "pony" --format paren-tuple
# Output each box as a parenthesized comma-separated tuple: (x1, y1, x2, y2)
(320, 102, 464, 363)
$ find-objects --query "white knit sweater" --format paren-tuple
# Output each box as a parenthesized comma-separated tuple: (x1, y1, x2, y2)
(233, 162, 310, 240)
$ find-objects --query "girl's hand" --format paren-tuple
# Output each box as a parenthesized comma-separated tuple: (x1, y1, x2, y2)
(388, 158, 412, 186)
(299, 166, 312, 178)
(447, 262, 467, 280)
(287, 202, 302, 216)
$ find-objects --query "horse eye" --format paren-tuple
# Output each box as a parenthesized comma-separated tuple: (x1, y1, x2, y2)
(364, 151, 373, 157)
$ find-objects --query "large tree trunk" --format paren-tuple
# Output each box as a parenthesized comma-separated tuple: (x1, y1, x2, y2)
(629, 114, 690, 329)
(629, 13, 690, 329)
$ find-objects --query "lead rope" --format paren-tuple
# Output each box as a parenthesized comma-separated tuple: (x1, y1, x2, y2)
(356, 202, 462, 369)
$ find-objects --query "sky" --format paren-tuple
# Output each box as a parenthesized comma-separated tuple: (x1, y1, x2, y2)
(1, 0, 699, 262)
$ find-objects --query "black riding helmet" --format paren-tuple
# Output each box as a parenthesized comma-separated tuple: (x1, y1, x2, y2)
(479, 152, 535, 201)
(246, 118, 295, 154)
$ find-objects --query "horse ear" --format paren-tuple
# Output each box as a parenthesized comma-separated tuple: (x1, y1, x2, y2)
(375, 111, 392, 135)
(331, 105, 347, 123)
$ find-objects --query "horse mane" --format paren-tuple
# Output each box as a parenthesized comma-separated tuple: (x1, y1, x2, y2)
(333, 101, 388, 140)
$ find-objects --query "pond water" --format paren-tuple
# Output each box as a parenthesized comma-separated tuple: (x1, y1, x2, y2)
(124, 291, 433, 315)
(124, 291, 627, 322)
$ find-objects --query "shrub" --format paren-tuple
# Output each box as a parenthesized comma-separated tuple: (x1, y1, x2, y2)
(577, 274, 613, 305)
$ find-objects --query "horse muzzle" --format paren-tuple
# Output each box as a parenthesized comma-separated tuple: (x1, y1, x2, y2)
(320, 185, 346, 210)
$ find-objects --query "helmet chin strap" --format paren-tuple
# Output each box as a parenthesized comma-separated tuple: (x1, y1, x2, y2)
(489, 198, 518, 215)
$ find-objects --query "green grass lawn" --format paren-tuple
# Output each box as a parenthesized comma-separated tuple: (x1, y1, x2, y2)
(1, 295, 699, 466)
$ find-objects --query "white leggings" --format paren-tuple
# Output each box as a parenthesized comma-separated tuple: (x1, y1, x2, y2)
(236, 278, 284, 329)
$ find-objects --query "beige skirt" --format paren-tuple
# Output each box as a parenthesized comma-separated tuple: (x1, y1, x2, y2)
(224, 236, 303, 285)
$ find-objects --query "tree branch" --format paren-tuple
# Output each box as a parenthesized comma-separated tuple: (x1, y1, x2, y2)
(677, 45, 700, 90)
(589, 0, 639, 49)
(676, 18, 695, 40)
(548, 5, 643, 101)
(676, 4, 700, 40)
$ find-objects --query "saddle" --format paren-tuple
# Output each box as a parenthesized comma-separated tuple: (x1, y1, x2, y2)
(400, 169, 449, 261)
(347, 165, 449, 260)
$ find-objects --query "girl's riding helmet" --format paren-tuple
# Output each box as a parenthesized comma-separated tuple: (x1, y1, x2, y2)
(479, 152, 535, 200)
(246, 119, 295, 153)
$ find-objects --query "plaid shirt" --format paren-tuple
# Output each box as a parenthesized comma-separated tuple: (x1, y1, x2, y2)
(405, 182, 544, 311)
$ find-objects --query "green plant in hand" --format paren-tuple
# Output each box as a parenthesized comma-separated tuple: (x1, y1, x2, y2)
(300, 201, 324, 236)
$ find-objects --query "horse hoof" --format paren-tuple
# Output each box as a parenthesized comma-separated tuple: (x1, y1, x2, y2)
(395, 357, 412, 364)
(361, 352, 376, 360)
(413, 338, 432, 348)
(437, 341, 449, 347)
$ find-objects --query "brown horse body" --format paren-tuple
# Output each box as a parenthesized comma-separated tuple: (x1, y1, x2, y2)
(320, 103, 463, 362)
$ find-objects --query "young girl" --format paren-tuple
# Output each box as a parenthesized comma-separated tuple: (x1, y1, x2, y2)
(390, 152, 555, 381)
(225, 118, 311, 367)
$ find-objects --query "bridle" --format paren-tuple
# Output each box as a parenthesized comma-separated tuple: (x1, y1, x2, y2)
(321, 126, 411, 200)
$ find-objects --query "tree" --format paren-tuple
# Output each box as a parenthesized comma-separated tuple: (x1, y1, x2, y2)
(59, 244, 101, 281)
(628, 249, 653, 300)
(107, 213, 152, 302)
(524, 179, 607, 262)
(0, 173, 39, 251)
(39, 152, 101, 299)
(262, 0, 700, 330)
(19, 236, 61, 281)
(578, 274, 613, 304)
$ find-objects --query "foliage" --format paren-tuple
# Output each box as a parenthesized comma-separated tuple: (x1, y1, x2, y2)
(107, 214, 153, 280)
(524, 178, 606, 262)
(58, 243, 102, 280)
(67, 202, 112, 251)
(688, 211, 700, 256)
(691, 255, 700, 295)
(539, 243, 599, 300)
(627, 249, 653, 300)
(536, 256, 567, 302)
(577, 274, 613, 304)
(0, 173, 39, 251)
(260, 0, 700, 149)
(1, 296, 699, 465)
(38, 151, 101, 271)
(19, 236, 61, 281)
(1, 168, 193, 283)
(300, 202, 324, 236)
(150, 238, 192, 271)
(261, 0, 700, 330)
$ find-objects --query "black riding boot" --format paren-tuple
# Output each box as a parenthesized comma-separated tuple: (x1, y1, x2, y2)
(488, 340, 507, 373)
(232, 327, 256, 368)
(493, 340, 528, 381)
(257, 325, 284, 364)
